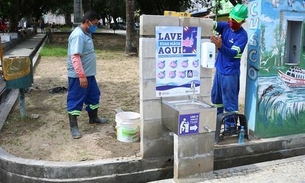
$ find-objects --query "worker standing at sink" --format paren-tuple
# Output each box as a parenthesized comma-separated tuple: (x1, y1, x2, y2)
(209, 4, 248, 130)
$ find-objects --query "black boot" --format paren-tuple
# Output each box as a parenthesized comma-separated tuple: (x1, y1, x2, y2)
(88, 109, 108, 125)
(69, 114, 81, 139)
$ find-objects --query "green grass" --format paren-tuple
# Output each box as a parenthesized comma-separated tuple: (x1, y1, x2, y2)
(40, 44, 67, 57)
(40, 42, 127, 59)
(57, 26, 73, 32)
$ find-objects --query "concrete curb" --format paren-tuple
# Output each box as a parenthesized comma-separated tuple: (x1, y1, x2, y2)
(149, 155, 305, 183)
(213, 154, 305, 178)
(0, 147, 173, 183)
(214, 133, 305, 170)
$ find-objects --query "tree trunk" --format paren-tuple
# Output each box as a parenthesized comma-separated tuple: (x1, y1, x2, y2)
(65, 12, 72, 26)
(8, 0, 21, 32)
(8, 14, 19, 32)
(125, 0, 137, 56)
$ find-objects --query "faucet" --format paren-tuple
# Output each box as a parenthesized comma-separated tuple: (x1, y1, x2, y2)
(204, 126, 212, 132)
(190, 81, 197, 102)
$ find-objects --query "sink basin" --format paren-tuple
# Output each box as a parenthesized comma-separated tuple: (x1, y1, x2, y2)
(167, 100, 191, 104)
(173, 102, 211, 110)
(161, 99, 216, 135)
(164, 100, 212, 111)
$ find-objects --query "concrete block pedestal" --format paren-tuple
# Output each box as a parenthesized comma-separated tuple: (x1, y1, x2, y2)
(173, 132, 215, 180)
(139, 14, 216, 180)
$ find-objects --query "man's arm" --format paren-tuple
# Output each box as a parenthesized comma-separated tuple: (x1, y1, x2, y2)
(218, 34, 248, 59)
(71, 54, 88, 88)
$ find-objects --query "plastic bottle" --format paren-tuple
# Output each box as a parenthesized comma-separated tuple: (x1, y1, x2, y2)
(238, 126, 245, 144)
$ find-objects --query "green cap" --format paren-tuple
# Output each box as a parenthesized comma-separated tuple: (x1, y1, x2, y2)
(229, 4, 248, 23)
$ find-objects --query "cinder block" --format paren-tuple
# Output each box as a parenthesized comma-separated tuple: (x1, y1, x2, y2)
(141, 99, 162, 120)
(200, 108, 217, 132)
(179, 17, 213, 37)
(141, 136, 174, 158)
(140, 79, 157, 101)
(201, 67, 214, 77)
(174, 153, 214, 179)
(174, 133, 215, 157)
(140, 15, 180, 36)
(140, 58, 156, 80)
(200, 18, 214, 37)
(139, 38, 156, 59)
(200, 77, 212, 97)
(141, 119, 169, 140)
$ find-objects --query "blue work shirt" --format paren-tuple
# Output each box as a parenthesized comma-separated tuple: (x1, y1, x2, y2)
(67, 26, 96, 78)
(214, 22, 248, 75)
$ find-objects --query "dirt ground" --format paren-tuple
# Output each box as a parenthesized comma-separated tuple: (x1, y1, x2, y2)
(0, 51, 140, 161)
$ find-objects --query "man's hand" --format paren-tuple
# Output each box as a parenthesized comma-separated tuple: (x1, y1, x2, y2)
(210, 35, 222, 49)
(79, 77, 88, 88)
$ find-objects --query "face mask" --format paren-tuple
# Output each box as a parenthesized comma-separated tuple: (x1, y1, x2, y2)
(229, 19, 241, 31)
(88, 21, 98, 33)
(89, 24, 97, 33)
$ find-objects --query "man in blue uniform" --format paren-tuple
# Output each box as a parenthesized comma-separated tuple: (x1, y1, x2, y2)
(210, 4, 248, 130)
(67, 10, 108, 139)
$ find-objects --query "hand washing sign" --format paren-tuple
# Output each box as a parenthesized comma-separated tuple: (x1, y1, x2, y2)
(155, 26, 201, 97)
(178, 113, 199, 135)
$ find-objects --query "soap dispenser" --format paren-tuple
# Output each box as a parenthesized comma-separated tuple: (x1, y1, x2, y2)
(201, 42, 216, 68)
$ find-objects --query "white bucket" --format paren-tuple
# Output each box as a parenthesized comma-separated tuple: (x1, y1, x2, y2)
(115, 112, 140, 143)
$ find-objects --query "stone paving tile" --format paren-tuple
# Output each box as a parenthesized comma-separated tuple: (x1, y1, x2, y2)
(150, 155, 305, 183)
(200, 155, 305, 183)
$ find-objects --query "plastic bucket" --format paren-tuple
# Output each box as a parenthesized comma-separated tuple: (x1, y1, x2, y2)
(115, 112, 140, 143)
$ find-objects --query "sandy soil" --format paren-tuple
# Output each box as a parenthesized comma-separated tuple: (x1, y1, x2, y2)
(0, 53, 140, 162)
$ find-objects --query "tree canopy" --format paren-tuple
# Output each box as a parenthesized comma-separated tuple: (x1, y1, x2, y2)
(0, 0, 210, 31)
(0, 0, 240, 55)
(0, 0, 73, 31)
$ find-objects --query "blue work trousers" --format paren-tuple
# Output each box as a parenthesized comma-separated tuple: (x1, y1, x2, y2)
(211, 71, 240, 115)
(67, 76, 100, 114)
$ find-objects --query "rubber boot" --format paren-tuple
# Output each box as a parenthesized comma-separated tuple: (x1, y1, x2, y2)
(69, 114, 81, 139)
(88, 109, 108, 125)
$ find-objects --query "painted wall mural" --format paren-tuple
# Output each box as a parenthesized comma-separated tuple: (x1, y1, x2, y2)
(246, 0, 305, 137)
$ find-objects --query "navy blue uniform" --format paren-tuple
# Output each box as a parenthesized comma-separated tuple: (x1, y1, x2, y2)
(211, 21, 248, 116)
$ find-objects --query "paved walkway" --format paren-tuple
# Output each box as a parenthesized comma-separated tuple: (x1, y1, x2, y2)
(151, 155, 305, 183)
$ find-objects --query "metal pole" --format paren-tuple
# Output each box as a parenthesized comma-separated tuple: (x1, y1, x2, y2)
(215, 0, 218, 22)
(73, 0, 83, 27)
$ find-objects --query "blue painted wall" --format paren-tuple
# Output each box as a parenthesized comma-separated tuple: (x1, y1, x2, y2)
(245, 0, 305, 137)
